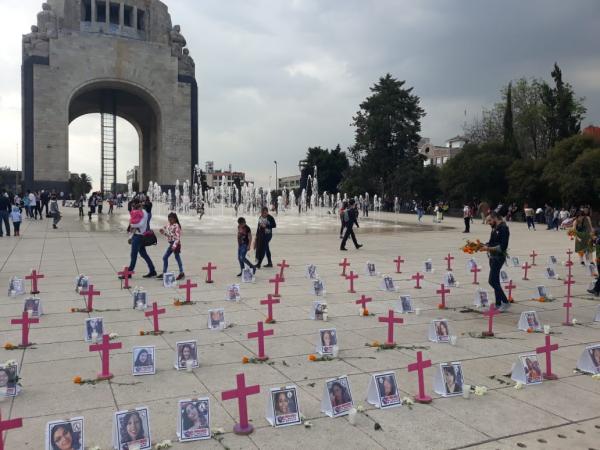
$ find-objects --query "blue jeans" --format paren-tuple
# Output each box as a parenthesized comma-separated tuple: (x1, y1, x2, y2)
(163, 243, 183, 273)
(129, 234, 155, 273)
(0, 211, 9, 236)
(238, 244, 254, 271)
(488, 256, 508, 306)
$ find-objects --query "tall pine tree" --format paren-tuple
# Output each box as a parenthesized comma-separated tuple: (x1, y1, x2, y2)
(503, 82, 519, 158)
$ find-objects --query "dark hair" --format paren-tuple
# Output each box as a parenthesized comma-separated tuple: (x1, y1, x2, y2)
(134, 349, 153, 367)
(261, 206, 269, 213)
(119, 411, 145, 443)
(329, 381, 351, 405)
(488, 211, 503, 220)
(238, 217, 246, 225)
(168, 212, 181, 229)
(181, 401, 208, 430)
(51, 422, 81, 450)
(179, 343, 195, 362)
(349, 199, 355, 205)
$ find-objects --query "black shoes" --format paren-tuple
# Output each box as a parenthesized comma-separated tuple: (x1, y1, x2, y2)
(143, 271, 157, 278)
(176, 273, 185, 280)
(236, 272, 242, 277)
(340, 247, 347, 251)
(356, 244, 363, 249)
(264, 263, 273, 268)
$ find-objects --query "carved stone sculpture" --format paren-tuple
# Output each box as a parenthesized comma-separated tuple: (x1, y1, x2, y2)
(23, 25, 50, 58)
(37, 3, 58, 39)
(170, 25, 186, 57)
(178, 48, 195, 76)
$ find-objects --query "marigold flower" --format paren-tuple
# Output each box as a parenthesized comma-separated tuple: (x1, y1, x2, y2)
(527, 328, 533, 333)
(139, 330, 145, 336)
(363, 309, 369, 316)
(3, 342, 15, 350)
(70, 308, 76, 312)
(73, 376, 83, 384)
(371, 340, 380, 347)
(242, 356, 250, 364)
(438, 304, 445, 309)
(308, 354, 317, 361)
(538, 297, 545, 302)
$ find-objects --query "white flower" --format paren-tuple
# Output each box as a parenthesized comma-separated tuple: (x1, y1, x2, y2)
(304, 420, 313, 428)
(572, 318, 578, 325)
(213, 427, 225, 435)
(356, 404, 365, 413)
(474, 385, 488, 396)
(108, 332, 119, 339)
(155, 440, 172, 449)
(514, 382, 525, 390)
(401, 397, 414, 405)
(4, 360, 17, 367)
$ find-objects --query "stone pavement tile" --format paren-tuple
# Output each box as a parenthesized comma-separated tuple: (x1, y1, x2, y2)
(432, 389, 567, 439)
(499, 378, 600, 422)
(250, 415, 384, 449)
(11, 379, 115, 418)
(4, 406, 116, 450)
(268, 355, 363, 383)
(355, 401, 489, 450)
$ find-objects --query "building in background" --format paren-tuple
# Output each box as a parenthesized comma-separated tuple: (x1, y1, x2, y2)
(205, 161, 214, 174)
(0, 168, 22, 193)
(278, 175, 301, 190)
(126, 166, 140, 191)
(205, 164, 246, 189)
(418, 136, 467, 166)
(583, 125, 600, 142)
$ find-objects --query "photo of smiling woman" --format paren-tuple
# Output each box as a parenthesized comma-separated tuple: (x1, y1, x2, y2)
(179, 400, 210, 441)
(271, 388, 301, 426)
(133, 347, 155, 375)
(117, 409, 150, 450)
(48, 420, 83, 450)
(177, 341, 198, 370)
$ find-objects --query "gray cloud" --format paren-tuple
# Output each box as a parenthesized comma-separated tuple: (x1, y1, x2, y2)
(1, 0, 598, 188)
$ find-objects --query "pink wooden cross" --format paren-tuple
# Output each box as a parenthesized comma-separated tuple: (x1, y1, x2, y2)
(536, 334, 559, 380)
(471, 264, 481, 284)
(80, 284, 100, 312)
(202, 262, 217, 283)
(118, 266, 134, 289)
(221, 373, 260, 435)
(505, 280, 516, 302)
(408, 351, 432, 403)
(563, 275, 575, 326)
(345, 270, 358, 293)
(436, 284, 450, 309)
(10, 311, 39, 347)
(269, 273, 284, 297)
(178, 279, 198, 303)
(260, 294, 280, 323)
(521, 262, 531, 280)
(378, 309, 403, 345)
(25, 269, 44, 294)
(566, 248, 573, 262)
(444, 253, 455, 271)
(277, 260, 290, 281)
(356, 294, 372, 310)
(565, 259, 574, 277)
(339, 258, 350, 277)
(394, 256, 405, 274)
(145, 302, 166, 333)
(482, 304, 499, 337)
(247, 321, 274, 361)
(89, 334, 122, 380)
(0, 410, 23, 450)
(412, 271, 424, 289)
(529, 250, 538, 266)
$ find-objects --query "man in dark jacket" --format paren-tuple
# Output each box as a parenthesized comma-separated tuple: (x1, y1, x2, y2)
(481, 211, 510, 311)
(255, 206, 276, 268)
(340, 199, 363, 251)
(0, 191, 11, 237)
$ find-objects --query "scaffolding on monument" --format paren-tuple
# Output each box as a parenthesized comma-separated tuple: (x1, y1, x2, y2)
(100, 91, 117, 195)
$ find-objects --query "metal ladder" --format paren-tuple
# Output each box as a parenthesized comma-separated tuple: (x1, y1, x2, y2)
(100, 91, 117, 195)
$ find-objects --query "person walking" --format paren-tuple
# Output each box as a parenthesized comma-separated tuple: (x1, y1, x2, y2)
(10, 205, 22, 237)
(478, 201, 489, 224)
(481, 211, 511, 312)
(144, 196, 153, 229)
(339, 201, 348, 239)
(78, 194, 85, 218)
(158, 212, 185, 280)
(236, 217, 256, 277)
(572, 211, 594, 265)
(123, 200, 156, 278)
(524, 204, 536, 230)
(462, 203, 471, 233)
(40, 190, 50, 217)
(35, 191, 43, 219)
(50, 194, 61, 229)
(23, 192, 30, 218)
(108, 195, 114, 215)
(340, 199, 362, 251)
(0, 191, 11, 237)
(88, 193, 97, 220)
(254, 206, 276, 269)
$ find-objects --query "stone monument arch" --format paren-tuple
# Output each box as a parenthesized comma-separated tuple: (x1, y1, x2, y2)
(22, 0, 198, 192)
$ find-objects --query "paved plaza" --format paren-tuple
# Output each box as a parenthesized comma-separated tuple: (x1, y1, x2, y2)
(1, 208, 600, 449)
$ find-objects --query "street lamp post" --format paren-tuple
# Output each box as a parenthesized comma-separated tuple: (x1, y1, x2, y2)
(274, 161, 278, 191)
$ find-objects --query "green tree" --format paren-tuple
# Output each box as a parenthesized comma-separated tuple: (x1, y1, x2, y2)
(439, 143, 511, 206)
(348, 73, 425, 197)
(68, 173, 92, 198)
(505, 159, 549, 206)
(303, 145, 349, 193)
(503, 82, 519, 158)
(540, 63, 586, 148)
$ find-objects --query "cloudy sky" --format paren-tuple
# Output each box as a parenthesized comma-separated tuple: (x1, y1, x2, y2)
(1, 0, 599, 189)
